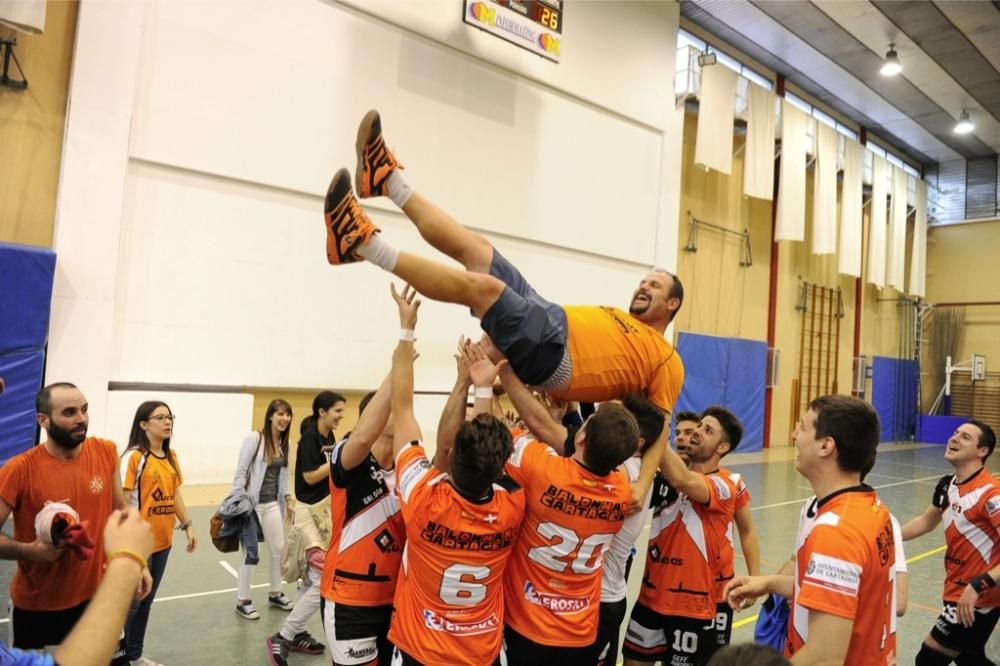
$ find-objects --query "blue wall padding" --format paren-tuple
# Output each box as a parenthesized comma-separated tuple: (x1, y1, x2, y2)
(871, 356, 918, 443)
(675, 333, 767, 452)
(0, 242, 56, 354)
(0, 351, 45, 462)
(0, 242, 57, 463)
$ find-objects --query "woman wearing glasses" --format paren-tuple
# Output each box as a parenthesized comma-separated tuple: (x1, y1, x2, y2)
(120, 401, 197, 666)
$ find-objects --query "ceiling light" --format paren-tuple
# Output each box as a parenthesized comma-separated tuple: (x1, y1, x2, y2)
(880, 45, 902, 76)
(954, 109, 974, 134)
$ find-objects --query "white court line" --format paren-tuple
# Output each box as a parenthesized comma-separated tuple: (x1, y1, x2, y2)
(155, 582, 270, 603)
(750, 474, 941, 512)
(219, 560, 239, 578)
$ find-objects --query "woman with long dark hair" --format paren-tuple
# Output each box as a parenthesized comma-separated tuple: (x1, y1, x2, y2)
(121, 400, 196, 666)
(233, 398, 295, 620)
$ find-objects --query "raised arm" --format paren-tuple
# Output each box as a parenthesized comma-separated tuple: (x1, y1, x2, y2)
(901, 504, 941, 540)
(390, 284, 423, 457)
(734, 503, 761, 576)
(631, 421, 668, 512)
(435, 337, 473, 473)
(340, 372, 393, 471)
(497, 362, 567, 451)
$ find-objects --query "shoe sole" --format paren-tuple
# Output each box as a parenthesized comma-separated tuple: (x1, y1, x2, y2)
(355, 109, 380, 196)
(289, 646, 325, 655)
(235, 609, 259, 620)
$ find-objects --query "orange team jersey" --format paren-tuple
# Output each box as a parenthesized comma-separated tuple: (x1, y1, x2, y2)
(637, 472, 737, 620)
(389, 443, 525, 666)
(559, 305, 684, 412)
(503, 434, 631, 647)
(0, 438, 119, 611)
(122, 448, 183, 552)
(789, 487, 896, 666)
(713, 467, 751, 601)
(938, 468, 1000, 607)
(320, 439, 406, 607)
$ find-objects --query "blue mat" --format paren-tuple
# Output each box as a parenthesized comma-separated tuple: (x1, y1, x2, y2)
(871, 356, 918, 443)
(0, 242, 57, 463)
(675, 332, 767, 452)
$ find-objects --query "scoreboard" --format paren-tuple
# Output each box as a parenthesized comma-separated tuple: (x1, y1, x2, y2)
(463, 0, 563, 63)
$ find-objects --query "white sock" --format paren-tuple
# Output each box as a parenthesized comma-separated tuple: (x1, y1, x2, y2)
(356, 233, 400, 271)
(386, 170, 413, 209)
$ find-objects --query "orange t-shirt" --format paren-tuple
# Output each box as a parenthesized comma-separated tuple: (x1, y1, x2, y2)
(560, 306, 684, 412)
(637, 472, 737, 620)
(503, 434, 632, 647)
(122, 449, 183, 552)
(714, 467, 751, 601)
(788, 488, 896, 666)
(939, 469, 1000, 607)
(389, 443, 525, 666)
(0, 438, 119, 610)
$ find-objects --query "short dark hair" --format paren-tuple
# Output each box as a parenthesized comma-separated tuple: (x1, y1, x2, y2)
(35, 382, 78, 415)
(701, 405, 743, 454)
(674, 411, 700, 426)
(451, 414, 512, 498)
(809, 395, 880, 474)
(622, 394, 665, 455)
(966, 418, 997, 461)
(582, 402, 640, 476)
(358, 391, 376, 416)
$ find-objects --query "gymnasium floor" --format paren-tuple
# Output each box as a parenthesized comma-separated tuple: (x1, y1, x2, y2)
(2, 441, 998, 664)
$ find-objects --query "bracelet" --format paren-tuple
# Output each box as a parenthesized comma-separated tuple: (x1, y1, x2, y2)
(176, 520, 192, 531)
(971, 572, 997, 594)
(400, 329, 415, 342)
(474, 386, 494, 399)
(107, 548, 147, 570)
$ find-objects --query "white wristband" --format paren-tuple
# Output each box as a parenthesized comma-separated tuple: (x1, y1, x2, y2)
(400, 329, 415, 342)
(474, 386, 494, 399)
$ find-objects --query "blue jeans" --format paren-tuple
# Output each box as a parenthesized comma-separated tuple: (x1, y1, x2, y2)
(124, 547, 170, 660)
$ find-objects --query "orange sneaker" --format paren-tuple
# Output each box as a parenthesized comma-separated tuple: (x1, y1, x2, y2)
(355, 109, 403, 199)
(323, 168, 379, 265)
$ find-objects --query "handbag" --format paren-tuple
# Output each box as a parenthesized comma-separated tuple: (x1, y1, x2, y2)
(210, 433, 262, 553)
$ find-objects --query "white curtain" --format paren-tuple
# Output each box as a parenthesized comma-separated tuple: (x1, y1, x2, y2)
(887, 167, 908, 290)
(695, 64, 738, 175)
(909, 179, 927, 298)
(743, 83, 775, 200)
(0, 0, 46, 33)
(812, 122, 838, 255)
(867, 155, 889, 288)
(775, 101, 808, 242)
(838, 139, 864, 277)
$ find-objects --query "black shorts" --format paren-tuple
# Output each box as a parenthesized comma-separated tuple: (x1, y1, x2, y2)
(11, 600, 88, 650)
(501, 624, 598, 666)
(714, 602, 733, 647)
(594, 598, 628, 666)
(621, 601, 717, 666)
(480, 250, 568, 386)
(929, 601, 1000, 655)
(322, 599, 393, 666)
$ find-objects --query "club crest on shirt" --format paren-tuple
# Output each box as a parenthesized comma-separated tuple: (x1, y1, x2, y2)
(89, 475, 105, 494)
(986, 495, 1000, 517)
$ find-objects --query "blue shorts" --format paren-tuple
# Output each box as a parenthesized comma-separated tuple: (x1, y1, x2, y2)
(479, 250, 568, 387)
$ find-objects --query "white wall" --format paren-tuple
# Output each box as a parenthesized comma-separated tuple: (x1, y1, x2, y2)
(50, 0, 683, 481)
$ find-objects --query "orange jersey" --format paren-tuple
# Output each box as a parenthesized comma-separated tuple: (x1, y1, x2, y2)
(714, 467, 751, 600)
(938, 469, 1000, 606)
(122, 449, 183, 552)
(389, 443, 525, 666)
(320, 440, 406, 607)
(0, 438, 119, 611)
(637, 472, 737, 620)
(559, 306, 684, 412)
(789, 488, 896, 666)
(503, 435, 631, 647)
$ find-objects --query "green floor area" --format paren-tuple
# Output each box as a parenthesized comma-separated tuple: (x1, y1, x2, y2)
(1, 442, 998, 664)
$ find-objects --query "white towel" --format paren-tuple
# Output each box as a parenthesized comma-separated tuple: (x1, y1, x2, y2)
(867, 155, 889, 288)
(887, 167, 908, 290)
(0, 0, 46, 34)
(909, 179, 927, 298)
(694, 63, 737, 175)
(812, 122, 838, 255)
(838, 139, 864, 277)
(743, 83, 776, 200)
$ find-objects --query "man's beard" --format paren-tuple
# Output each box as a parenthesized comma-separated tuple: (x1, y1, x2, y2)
(47, 421, 87, 450)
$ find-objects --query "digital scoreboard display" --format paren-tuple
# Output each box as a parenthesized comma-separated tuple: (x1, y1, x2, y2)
(463, 0, 563, 63)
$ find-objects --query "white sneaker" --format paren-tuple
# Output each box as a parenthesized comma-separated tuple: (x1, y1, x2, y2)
(131, 658, 165, 666)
